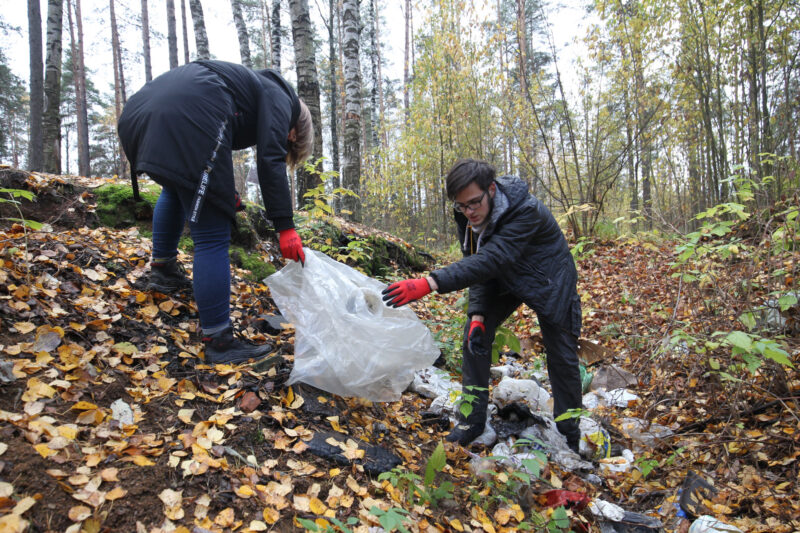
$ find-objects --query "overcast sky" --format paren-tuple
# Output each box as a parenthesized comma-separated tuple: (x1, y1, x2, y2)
(2, 0, 591, 100)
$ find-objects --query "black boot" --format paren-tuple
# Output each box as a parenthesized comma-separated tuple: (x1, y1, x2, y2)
(148, 258, 192, 293)
(446, 400, 487, 446)
(202, 327, 272, 364)
(445, 420, 485, 446)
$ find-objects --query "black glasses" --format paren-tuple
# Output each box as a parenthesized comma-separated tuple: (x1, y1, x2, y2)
(453, 191, 487, 213)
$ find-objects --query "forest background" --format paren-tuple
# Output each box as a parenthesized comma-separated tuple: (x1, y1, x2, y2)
(2, 0, 797, 248)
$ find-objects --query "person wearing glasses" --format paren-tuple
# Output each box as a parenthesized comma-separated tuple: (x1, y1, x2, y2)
(382, 158, 582, 451)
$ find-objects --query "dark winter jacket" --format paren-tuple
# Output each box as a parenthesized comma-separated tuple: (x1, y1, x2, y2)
(117, 60, 300, 228)
(429, 175, 580, 332)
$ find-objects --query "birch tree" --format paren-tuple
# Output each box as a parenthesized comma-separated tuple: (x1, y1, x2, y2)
(341, 0, 362, 220)
(141, 0, 153, 80)
(288, 0, 323, 204)
(43, 0, 63, 173)
(271, 0, 281, 69)
(28, 0, 44, 171)
(231, 0, 252, 67)
(189, 0, 210, 60)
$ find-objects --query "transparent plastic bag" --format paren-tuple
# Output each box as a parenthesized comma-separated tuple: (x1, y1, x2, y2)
(265, 249, 439, 402)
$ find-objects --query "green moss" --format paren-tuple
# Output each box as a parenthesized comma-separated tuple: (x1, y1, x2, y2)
(230, 246, 276, 281)
(94, 183, 160, 228)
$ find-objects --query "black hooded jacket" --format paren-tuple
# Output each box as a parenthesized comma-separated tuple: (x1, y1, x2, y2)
(117, 60, 300, 228)
(429, 175, 580, 333)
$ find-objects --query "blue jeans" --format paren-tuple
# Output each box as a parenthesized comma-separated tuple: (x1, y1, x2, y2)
(152, 185, 231, 331)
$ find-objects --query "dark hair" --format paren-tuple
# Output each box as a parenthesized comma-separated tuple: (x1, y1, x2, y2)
(445, 158, 496, 200)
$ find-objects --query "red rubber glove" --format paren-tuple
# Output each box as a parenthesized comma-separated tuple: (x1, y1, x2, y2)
(279, 228, 305, 266)
(467, 320, 486, 354)
(381, 278, 432, 307)
(234, 191, 245, 212)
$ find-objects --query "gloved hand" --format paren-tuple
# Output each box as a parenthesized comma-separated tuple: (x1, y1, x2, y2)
(234, 191, 245, 212)
(278, 228, 305, 266)
(381, 278, 432, 307)
(467, 320, 486, 354)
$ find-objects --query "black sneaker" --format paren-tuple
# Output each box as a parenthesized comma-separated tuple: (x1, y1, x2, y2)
(148, 258, 192, 293)
(445, 422, 485, 446)
(202, 327, 272, 364)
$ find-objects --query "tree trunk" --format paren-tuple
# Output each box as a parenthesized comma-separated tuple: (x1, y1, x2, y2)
(189, 0, 210, 59)
(341, 0, 361, 221)
(141, 0, 153, 80)
(28, 0, 44, 171)
(403, 0, 411, 124)
(271, 0, 281, 69)
(288, 0, 323, 205)
(231, 0, 252, 67)
(327, 0, 339, 173)
(373, 0, 385, 147)
(110, 0, 128, 177)
(167, 0, 179, 69)
(181, 0, 190, 63)
(68, 0, 90, 176)
(43, 0, 63, 174)
(260, 0, 271, 68)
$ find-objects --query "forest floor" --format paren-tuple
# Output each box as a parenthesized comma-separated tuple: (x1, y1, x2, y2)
(0, 168, 798, 533)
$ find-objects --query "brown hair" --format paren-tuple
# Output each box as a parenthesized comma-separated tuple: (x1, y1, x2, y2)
(445, 158, 496, 200)
(287, 100, 314, 171)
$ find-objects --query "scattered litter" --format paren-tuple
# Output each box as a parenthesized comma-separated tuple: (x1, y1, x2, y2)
(110, 399, 134, 426)
(493, 377, 551, 411)
(688, 515, 743, 533)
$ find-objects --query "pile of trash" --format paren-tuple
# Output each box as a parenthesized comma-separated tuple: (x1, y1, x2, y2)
(410, 358, 743, 533)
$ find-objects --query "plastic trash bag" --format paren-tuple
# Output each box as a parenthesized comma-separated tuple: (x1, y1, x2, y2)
(265, 249, 439, 402)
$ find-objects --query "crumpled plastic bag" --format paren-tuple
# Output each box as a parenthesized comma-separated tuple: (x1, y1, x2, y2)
(265, 249, 439, 402)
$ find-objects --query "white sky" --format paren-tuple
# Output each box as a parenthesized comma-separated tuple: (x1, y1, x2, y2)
(1, 0, 591, 100)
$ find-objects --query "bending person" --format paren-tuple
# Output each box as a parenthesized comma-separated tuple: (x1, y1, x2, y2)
(118, 60, 312, 364)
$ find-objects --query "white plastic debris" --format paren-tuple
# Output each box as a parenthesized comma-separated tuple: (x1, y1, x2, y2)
(688, 515, 744, 533)
(605, 388, 640, 407)
(597, 449, 635, 474)
(493, 377, 551, 411)
(616, 417, 674, 450)
(110, 399, 134, 426)
(589, 499, 626, 521)
(411, 367, 459, 399)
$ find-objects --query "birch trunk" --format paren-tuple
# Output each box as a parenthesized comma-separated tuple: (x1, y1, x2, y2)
(341, 0, 361, 221)
(230, 0, 252, 67)
(288, 0, 323, 205)
(43, 0, 63, 174)
(28, 0, 44, 171)
(189, 0, 210, 59)
(141, 0, 153, 80)
(271, 0, 281, 69)
(167, 0, 179, 69)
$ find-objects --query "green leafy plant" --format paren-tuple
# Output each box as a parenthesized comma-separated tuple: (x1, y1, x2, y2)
(297, 516, 359, 533)
(378, 442, 454, 508)
(368, 506, 411, 533)
(300, 158, 358, 218)
(492, 325, 521, 363)
(1, 188, 44, 282)
(451, 385, 486, 419)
